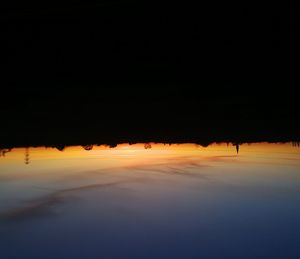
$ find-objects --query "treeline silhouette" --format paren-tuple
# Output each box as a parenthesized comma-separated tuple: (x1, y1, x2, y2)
(0, 94, 300, 147)
(1, 142, 300, 166)
(1, 85, 299, 148)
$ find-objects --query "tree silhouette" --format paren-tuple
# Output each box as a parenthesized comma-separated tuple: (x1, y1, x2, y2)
(56, 145, 65, 151)
(25, 147, 30, 164)
(233, 143, 240, 154)
(82, 145, 93, 151)
(0, 148, 12, 157)
(144, 143, 152, 149)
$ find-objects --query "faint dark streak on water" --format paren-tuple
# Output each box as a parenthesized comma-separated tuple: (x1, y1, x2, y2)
(0, 181, 127, 223)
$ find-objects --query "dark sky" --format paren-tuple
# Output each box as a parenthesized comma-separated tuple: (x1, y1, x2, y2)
(2, 1, 299, 88)
(0, 2, 299, 146)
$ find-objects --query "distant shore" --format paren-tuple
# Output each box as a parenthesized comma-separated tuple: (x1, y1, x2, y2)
(1, 118, 299, 148)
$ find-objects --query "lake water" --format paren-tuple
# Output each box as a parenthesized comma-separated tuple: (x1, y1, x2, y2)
(0, 143, 300, 259)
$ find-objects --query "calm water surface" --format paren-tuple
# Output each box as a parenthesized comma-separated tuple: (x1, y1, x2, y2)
(0, 143, 300, 259)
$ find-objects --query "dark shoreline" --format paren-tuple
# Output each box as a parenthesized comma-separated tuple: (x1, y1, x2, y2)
(1, 121, 299, 149)
(1, 86, 299, 148)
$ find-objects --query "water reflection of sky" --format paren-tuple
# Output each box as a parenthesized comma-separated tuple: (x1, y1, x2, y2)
(0, 143, 300, 259)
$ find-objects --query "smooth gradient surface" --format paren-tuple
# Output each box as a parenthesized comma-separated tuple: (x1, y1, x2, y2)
(1, 143, 300, 259)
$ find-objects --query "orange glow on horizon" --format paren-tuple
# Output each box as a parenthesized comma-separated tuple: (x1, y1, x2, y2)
(1, 142, 299, 164)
